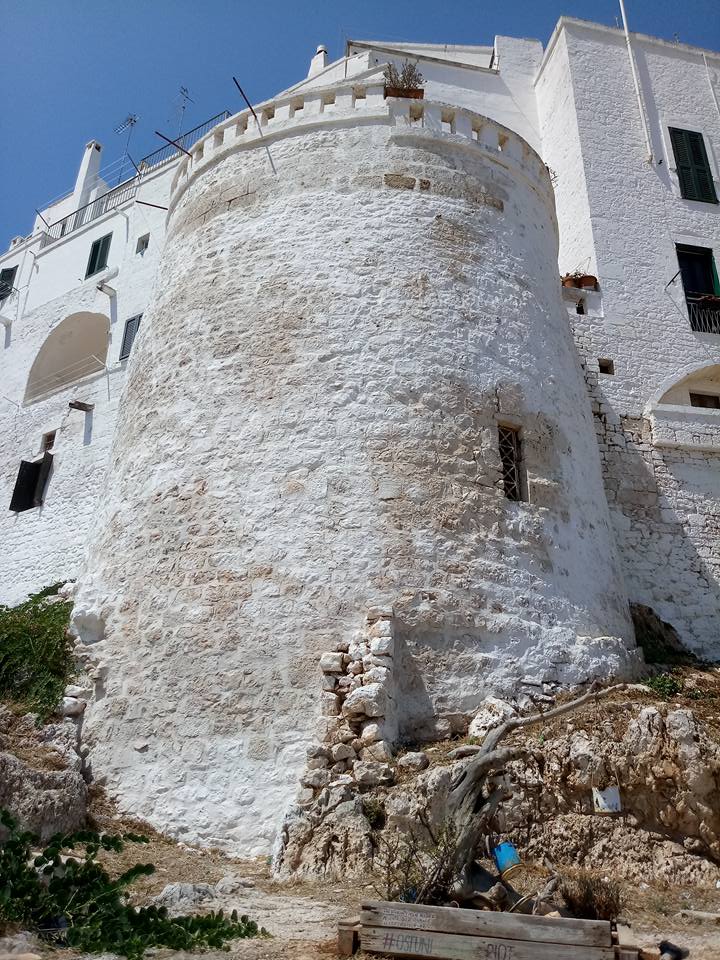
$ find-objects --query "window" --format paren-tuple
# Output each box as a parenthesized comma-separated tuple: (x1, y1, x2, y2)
(676, 244, 720, 333)
(42, 431, 56, 452)
(498, 425, 526, 502)
(85, 233, 112, 278)
(669, 128, 718, 204)
(136, 233, 150, 255)
(8, 452, 53, 512)
(119, 314, 141, 360)
(689, 392, 720, 409)
(598, 358, 615, 375)
(0, 266, 17, 301)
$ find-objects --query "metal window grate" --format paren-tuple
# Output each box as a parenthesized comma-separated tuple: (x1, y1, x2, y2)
(498, 425, 524, 502)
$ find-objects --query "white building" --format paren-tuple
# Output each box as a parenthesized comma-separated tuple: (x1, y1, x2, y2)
(1, 17, 719, 854)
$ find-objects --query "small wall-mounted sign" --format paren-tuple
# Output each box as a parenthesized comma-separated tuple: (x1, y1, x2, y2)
(592, 785, 622, 814)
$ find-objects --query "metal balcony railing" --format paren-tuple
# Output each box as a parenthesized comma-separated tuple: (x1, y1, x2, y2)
(25, 354, 106, 404)
(38, 111, 231, 249)
(137, 111, 231, 172)
(40, 179, 138, 249)
(687, 295, 720, 335)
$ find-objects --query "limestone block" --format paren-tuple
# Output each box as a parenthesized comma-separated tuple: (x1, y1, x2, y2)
(369, 619, 393, 638)
(366, 604, 394, 622)
(347, 660, 364, 675)
(353, 761, 394, 787)
(59, 696, 85, 718)
(468, 696, 518, 740)
(321, 674, 337, 692)
(363, 666, 390, 684)
(360, 721, 387, 744)
(321, 692, 340, 716)
(397, 751, 430, 771)
(319, 652, 344, 673)
(331, 761, 349, 774)
(306, 744, 330, 760)
(306, 756, 329, 770)
(331, 742, 355, 762)
(301, 768, 331, 789)
(335, 640, 350, 652)
(361, 740, 393, 762)
(370, 636, 394, 657)
(342, 683, 386, 719)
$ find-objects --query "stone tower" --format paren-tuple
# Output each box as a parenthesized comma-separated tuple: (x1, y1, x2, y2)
(72, 80, 635, 853)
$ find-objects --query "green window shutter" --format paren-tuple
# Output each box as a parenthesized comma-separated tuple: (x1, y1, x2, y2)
(119, 314, 141, 360)
(85, 233, 112, 278)
(0, 266, 17, 301)
(670, 128, 718, 203)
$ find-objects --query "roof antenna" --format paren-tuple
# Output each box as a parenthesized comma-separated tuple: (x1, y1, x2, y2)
(114, 114, 140, 185)
(176, 86, 195, 137)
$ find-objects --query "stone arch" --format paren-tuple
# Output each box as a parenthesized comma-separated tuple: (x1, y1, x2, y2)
(25, 312, 109, 404)
(647, 362, 720, 410)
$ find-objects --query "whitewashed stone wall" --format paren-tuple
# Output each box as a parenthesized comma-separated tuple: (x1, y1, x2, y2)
(0, 166, 173, 605)
(72, 95, 634, 855)
(541, 20, 720, 658)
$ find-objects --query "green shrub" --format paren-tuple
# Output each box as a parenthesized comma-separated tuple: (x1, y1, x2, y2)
(645, 672, 683, 700)
(0, 810, 265, 957)
(0, 585, 74, 721)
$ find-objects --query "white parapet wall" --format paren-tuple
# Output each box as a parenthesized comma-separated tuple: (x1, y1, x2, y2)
(71, 87, 636, 855)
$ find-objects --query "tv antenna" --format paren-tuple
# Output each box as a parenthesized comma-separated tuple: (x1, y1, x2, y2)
(176, 86, 194, 136)
(114, 113, 139, 184)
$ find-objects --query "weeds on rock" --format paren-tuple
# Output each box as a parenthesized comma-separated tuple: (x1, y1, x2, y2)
(373, 814, 460, 905)
(362, 797, 386, 830)
(560, 871, 624, 921)
(0, 584, 73, 721)
(0, 810, 266, 958)
(645, 672, 684, 700)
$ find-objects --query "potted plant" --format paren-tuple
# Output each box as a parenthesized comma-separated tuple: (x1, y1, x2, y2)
(383, 61, 425, 100)
(561, 270, 598, 290)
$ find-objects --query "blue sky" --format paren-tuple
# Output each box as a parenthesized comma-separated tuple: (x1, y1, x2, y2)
(1, 0, 718, 245)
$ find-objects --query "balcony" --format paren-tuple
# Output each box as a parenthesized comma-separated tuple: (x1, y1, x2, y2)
(38, 111, 231, 250)
(687, 295, 720, 335)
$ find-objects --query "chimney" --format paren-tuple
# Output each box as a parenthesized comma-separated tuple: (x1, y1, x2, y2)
(71, 140, 103, 209)
(308, 44, 328, 78)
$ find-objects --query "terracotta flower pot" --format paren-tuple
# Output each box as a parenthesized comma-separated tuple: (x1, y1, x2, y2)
(384, 86, 424, 100)
(561, 274, 598, 290)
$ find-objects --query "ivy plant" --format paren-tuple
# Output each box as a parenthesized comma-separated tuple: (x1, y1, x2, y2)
(0, 584, 74, 721)
(0, 810, 266, 958)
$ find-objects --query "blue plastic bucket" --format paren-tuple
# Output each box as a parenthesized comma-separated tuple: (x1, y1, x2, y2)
(492, 841, 521, 878)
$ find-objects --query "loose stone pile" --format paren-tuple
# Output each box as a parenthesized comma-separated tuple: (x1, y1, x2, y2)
(299, 606, 400, 804)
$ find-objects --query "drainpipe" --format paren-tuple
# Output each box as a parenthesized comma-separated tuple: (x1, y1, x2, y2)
(618, 0, 653, 162)
(703, 53, 720, 122)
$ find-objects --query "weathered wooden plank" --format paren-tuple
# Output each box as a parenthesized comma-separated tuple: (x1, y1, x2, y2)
(337, 916, 361, 957)
(361, 901, 611, 947)
(360, 924, 616, 960)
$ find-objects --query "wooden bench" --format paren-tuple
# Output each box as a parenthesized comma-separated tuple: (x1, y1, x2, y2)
(337, 900, 639, 959)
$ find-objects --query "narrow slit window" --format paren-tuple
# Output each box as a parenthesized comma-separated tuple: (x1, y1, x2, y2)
(42, 430, 56, 452)
(498, 425, 526, 502)
(598, 358, 615, 375)
(119, 314, 142, 361)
